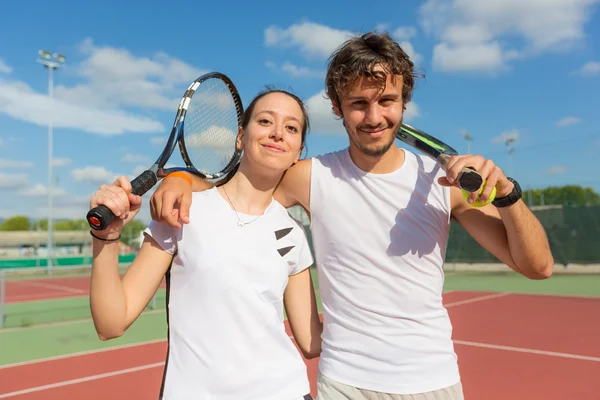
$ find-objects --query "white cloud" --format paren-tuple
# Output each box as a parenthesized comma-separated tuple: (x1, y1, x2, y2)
(419, 0, 599, 73)
(545, 165, 567, 175)
(0, 79, 165, 135)
(265, 61, 323, 78)
(0, 159, 34, 168)
(71, 166, 120, 185)
(265, 22, 424, 68)
(432, 41, 515, 73)
(305, 91, 345, 134)
(0, 38, 211, 136)
(51, 157, 72, 167)
(492, 129, 520, 144)
(392, 27, 417, 40)
(556, 116, 581, 127)
(122, 153, 150, 163)
(0, 59, 12, 74)
(404, 102, 420, 121)
(265, 22, 354, 59)
(0, 173, 28, 189)
(573, 61, 600, 76)
(391, 27, 424, 66)
(305, 90, 419, 135)
(150, 136, 166, 147)
(20, 183, 67, 197)
(58, 38, 206, 111)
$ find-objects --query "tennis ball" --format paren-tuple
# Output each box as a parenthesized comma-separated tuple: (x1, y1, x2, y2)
(462, 180, 496, 207)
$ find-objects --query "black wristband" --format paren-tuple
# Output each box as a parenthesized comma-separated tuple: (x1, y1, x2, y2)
(491, 177, 522, 208)
(90, 230, 121, 242)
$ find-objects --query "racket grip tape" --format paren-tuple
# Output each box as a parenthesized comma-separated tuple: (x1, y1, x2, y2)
(87, 170, 158, 230)
(437, 154, 483, 193)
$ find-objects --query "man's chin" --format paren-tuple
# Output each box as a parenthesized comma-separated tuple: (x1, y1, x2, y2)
(353, 136, 395, 157)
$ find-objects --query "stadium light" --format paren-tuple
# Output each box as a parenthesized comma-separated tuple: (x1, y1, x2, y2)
(37, 49, 66, 274)
(461, 131, 473, 154)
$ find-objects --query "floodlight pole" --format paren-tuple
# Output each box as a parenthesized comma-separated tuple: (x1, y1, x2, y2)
(504, 137, 516, 177)
(37, 50, 65, 274)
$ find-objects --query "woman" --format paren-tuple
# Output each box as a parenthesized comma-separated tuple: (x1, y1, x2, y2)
(89, 89, 322, 400)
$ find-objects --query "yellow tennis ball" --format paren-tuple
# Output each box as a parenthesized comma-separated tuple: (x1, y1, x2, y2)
(462, 180, 496, 207)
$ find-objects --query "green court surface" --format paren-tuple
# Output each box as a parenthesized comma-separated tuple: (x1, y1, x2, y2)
(1, 271, 599, 366)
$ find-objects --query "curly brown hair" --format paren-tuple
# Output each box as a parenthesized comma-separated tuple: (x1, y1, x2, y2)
(325, 31, 422, 112)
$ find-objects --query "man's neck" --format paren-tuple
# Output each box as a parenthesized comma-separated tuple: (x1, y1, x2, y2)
(348, 144, 405, 174)
(218, 169, 280, 215)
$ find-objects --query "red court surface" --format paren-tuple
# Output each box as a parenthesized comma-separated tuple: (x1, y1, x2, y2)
(4, 276, 166, 303)
(1, 291, 599, 399)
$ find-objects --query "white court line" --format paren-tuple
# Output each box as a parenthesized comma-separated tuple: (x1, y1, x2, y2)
(454, 340, 600, 363)
(0, 339, 166, 369)
(2, 335, 597, 398)
(6, 292, 69, 302)
(445, 292, 511, 308)
(22, 281, 86, 294)
(0, 362, 165, 398)
(0, 309, 165, 333)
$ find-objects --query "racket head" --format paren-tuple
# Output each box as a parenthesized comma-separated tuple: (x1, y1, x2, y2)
(173, 72, 244, 181)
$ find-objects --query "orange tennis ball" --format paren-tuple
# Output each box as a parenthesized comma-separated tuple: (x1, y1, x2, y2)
(462, 180, 496, 207)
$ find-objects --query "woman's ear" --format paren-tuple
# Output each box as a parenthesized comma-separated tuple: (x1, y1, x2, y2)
(293, 144, 304, 164)
(235, 127, 244, 151)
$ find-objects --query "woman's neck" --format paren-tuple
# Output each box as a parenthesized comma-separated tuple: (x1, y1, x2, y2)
(218, 169, 281, 215)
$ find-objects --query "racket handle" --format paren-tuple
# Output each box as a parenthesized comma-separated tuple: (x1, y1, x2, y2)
(437, 154, 483, 193)
(87, 170, 158, 230)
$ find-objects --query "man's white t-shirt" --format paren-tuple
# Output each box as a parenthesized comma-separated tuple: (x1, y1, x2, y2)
(309, 148, 460, 394)
(144, 187, 314, 400)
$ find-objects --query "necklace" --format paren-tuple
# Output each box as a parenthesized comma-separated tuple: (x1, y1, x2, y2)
(221, 185, 265, 227)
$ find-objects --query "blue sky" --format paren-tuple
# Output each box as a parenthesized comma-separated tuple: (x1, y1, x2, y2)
(1, 0, 599, 224)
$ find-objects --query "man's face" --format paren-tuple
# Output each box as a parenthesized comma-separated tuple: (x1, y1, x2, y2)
(334, 66, 404, 158)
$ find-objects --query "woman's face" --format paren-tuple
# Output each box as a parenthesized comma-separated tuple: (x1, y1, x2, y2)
(238, 92, 304, 175)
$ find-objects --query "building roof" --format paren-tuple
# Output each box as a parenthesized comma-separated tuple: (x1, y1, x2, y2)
(0, 231, 92, 247)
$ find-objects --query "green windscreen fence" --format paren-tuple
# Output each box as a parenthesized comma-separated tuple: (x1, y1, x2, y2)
(301, 205, 600, 265)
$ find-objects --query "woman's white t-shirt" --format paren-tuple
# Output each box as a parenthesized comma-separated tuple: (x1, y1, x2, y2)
(144, 187, 314, 400)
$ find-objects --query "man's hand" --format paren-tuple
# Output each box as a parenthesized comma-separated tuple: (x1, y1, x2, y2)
(438, 154, 514, 204)
(149, 176, 193, 228)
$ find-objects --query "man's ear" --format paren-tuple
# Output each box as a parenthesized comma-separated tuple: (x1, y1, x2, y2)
(332, 100, 343, 117)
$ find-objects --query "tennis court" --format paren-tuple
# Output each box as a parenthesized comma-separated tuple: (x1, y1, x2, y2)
(1, 269, 599, 399)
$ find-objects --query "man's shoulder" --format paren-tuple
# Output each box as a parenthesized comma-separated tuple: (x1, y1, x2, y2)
(404, 148, 445, 177)
(313, 148, 348, 162)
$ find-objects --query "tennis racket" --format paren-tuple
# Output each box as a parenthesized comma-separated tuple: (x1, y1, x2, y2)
(86, 72, 244, 230)
(396, 123, 483, 193)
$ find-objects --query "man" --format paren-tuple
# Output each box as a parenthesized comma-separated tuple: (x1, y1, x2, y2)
(148, 32, 554, 400)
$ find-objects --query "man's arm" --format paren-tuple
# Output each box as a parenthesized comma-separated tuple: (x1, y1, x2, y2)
(149, 160, 312, 228)
(445, 156, 554, 280)
(274, 159, 312, 210)
(149, 175, 213, 228)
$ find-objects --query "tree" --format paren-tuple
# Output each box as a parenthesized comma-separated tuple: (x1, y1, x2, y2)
(0, 216, 31, 231)
(524, 185, 600, 206)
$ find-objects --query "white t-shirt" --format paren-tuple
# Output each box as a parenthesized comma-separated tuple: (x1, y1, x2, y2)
(309, 148, 460, 394)
(144, 187, 314, 400)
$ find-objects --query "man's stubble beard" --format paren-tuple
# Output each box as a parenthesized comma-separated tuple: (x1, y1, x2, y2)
(344, 117, 401, 157)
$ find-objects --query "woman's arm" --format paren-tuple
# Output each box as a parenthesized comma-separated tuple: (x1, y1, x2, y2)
(90, 235, 173, 340)
(88, 176, 175, 340)
(283, 267, 322, 359)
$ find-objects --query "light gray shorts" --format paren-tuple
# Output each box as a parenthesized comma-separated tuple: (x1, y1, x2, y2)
(315, 372, 464, 400)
